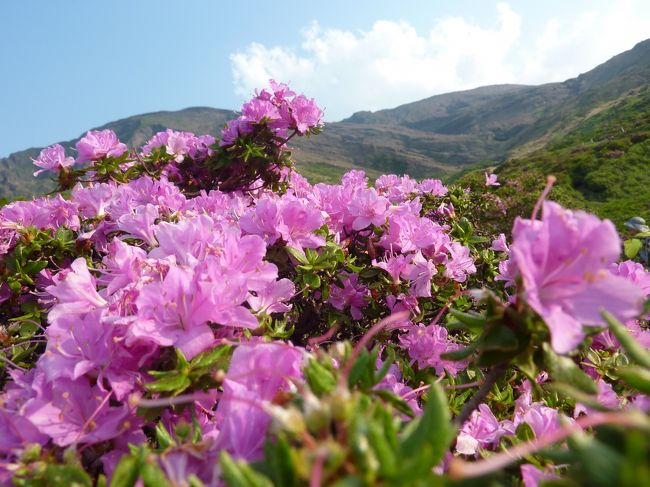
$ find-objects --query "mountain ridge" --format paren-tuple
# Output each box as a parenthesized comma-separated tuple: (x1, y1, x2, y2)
(1, 38, 649, 199)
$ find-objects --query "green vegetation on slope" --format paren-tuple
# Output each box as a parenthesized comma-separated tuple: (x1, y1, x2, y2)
(460, 86, 650, 233)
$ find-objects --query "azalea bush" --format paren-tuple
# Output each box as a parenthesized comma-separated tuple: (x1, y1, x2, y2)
(0, 81, 649, 487)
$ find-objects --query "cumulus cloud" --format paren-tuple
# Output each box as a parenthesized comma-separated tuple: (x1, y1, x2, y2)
(230, 1, 650, 120)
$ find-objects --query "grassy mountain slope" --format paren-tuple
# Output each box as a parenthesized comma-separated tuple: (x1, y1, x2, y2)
(0, 108, 237, 199)
(460, 85, 650, 231)
(1, 39, 649, 200)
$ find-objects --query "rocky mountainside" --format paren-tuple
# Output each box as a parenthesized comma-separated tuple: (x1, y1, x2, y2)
(1, 39, 649, 199)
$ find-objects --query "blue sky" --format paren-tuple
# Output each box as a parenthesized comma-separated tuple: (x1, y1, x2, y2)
(1, 0, 649, 157)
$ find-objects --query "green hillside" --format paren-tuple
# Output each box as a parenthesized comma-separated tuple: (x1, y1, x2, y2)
(1, 39, 649, 201)
(461, 85, 650, 232)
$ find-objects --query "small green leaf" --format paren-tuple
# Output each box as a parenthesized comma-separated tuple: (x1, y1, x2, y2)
(219, 451, 274, 487)
(263, 436, 296, 487)
(109, 455, 139, 487)
(43, 464, 93, 487)
(286, 247, 309, 265)
(22, 260, 48, 276)
(348, 349, 375, 389)
(303, 272, 321, 288)
(400, 382, 454, 469)
(448, 308, 487, 329)
(304, 359, 337, 396)
(543, 343, 598, 394)
(145, 373, 191, 394)
(190, 345, 233, 371)
(373, 389, 416, 418)
(617, 366, 650, 394)
(141, 461, 171, 487)
(624, 238, 644, 259)
(603, 311, 650, 369)
(479, 325, 519, 352)
(154, 423, 175, 449)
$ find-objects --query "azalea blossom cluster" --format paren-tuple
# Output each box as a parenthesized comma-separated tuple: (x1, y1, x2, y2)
(0, 81, 648, 486)
(220, 80, 323, 146)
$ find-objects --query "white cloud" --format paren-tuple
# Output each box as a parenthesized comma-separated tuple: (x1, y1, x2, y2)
(230, 1, 650, 121)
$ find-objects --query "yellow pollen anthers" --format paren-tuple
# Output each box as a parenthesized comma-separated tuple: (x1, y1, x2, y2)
(584, 269, 607, 283)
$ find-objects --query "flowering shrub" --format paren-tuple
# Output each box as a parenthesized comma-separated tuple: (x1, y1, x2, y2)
(0, 81, 649, 487)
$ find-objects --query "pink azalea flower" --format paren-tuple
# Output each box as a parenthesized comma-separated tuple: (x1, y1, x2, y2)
(247, 278, 295, 314)
(215, 342, 303, 461)
(509, 201, 645, 353)
(71, 181, 116, 218)
(134, 265, 227, 359)
(269, 79, 296, 101)
(116, 203, 159, 246)
(490, 233, 509, 252)
(372, 253, 413, 284)
(399, 323, 468, 376)
(46, 258, 107, 321)
(284, 94, 323, 134)
(609, 260, 650, 297)
(220, 117, 253, 146)
(27, 379, 136, 447)
(76, 129, 128, 163)
(32, 144, 75, 176)
(328, 273, 370, 320)
(521, 464, 560, 487)
(276, 198, 326, 251)
(418, 178, 449, 196)
(444, 242, 477, 283)
(240, 196, 282, 245)
(456, 404, 512, 455)
(403, 251, 436, 298)
(514, 402, 560, 438)
(374, 362, 422, 416)
(485, 172, 500, 187)
(348, 187, 390, 230)
(574, 378, 620, 417)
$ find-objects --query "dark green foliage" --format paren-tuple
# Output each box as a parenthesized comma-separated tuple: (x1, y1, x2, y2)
(459, 86, 650, 233)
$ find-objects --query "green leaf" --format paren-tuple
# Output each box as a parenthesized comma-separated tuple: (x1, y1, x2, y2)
(145, 373, 191, 394)
(43, 465, 93, 487)
(22, 260, 48, 276)
(348, 349, 375, 389)
(219, 451, 274, 487)
(303, 272, 321, 288)
(263, 436, 296, 487)
(285, 247, 309, 265)
(175, 348, 191, 371)
(190, 344, 233, 371)
(441, 343, 476, 361)
(367, 413, 398, 478)
(109, 455, 139, 487)
(448, 308, 487, 329)
(603, 311, 650, 369)
(373, 389, 416, 419)
(154, 423, 175, 449)
(400, 382, 454, 469)
(141, 461, 171, 487)
(479, 325, 519, 352)
(547, 383, 611, 411)
(624, 238, 644, 259)
(304, 359, 337, 396)
(543, 343, 598, 394)
(617, 366, 650, 394)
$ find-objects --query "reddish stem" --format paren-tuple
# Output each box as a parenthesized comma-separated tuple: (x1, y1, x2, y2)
(449, 411, 648, 479)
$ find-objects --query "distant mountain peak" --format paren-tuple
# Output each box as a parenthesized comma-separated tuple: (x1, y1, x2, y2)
(1, 38, 649, 199)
